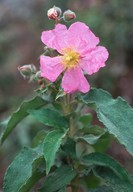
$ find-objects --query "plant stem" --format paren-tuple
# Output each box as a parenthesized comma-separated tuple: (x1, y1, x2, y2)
(69, 116, 75, 138)
(62, 94, 71, 115)
(62, 94, 76, 138)
(62, 94, 80, 190)
(71, 174, 79, 192)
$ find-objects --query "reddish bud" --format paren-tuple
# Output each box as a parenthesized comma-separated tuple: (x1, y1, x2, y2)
(63, 10, 76, 22)
(18, 64, 36, 78)
(47, 6, 62, 20)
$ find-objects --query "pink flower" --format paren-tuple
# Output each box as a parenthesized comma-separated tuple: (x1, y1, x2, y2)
(40, 22, 109, 93)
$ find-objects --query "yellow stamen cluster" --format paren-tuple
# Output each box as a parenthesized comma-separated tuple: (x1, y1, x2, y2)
(61, 48, 80, 70)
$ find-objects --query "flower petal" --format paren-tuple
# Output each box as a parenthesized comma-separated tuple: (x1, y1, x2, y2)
(81, 46, 109, 75)
(41, 24, 68, 53)
(40, 55, 64, 82)
(68, 22, 99, 53)
(61, 67, 90, 93)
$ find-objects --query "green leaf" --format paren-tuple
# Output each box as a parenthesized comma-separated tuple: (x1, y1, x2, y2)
(29, 108, 68, 129)
(39, 165, 76, 192)
(76, 130, 106, 145)
(76, 141, 95, 158)
(0, 96, 45, 144)
(32, 130, 46, 147)
(4, 145, 45, 192)
(43, 129, 68, 174)
(62, 138, 77, 160)
(90, 186, 113, 192)
(78, 88, 133, 156)
(93, 132, 111, 152)
(82, 152, 131, 182)
(58, 188, 66, 192)
(81, 125, 106, 135)
(79, 113, 92, 126)
(93, 167, 133, 192)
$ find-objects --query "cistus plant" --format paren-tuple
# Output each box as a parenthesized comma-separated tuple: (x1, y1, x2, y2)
(1, 6, 133, 192)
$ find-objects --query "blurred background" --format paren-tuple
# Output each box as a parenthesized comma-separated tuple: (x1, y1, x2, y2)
(0, 0, 133, 190)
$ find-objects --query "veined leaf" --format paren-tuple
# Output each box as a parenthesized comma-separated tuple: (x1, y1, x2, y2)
(0, 96, 46, 144)
(43, 129, 68, 174)
(78, 88, 133, 156)
(4, 145, 45, 192)
(82, 152, 131, 182)
(29, 108, 68, 129)
(93, 167, 133, 192)
(39, 165, 76, 192)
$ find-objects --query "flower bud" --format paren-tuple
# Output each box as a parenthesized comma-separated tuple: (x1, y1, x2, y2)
(18, 64, 36, 78)
(63, 10, 76, 22)
(47, 6, 62, 20)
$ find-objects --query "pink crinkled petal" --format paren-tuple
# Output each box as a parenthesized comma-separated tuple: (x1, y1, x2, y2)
(68, 22, 99, 53)
(40, 55, 64, 82)
(41, 24, 68, 54)
(61, 67, 90, 94)
(81, 46, 109, 75)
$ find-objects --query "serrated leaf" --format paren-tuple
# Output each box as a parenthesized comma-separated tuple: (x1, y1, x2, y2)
(4, 145, 45, 192)
(78, 88, 133, 156)
(82, 152, 131, 182)
(0, 96, 45, 144)
(39, 165, 76, 192)
(43, 129, 68, 174)
(29, 108, 68, 129)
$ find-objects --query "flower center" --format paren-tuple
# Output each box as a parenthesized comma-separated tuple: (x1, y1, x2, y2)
(61, 48, 80, 70)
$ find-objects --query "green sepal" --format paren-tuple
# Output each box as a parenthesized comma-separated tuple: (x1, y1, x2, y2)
(55, 89, 66, 101)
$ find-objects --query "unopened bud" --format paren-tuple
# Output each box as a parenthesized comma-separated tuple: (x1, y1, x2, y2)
(47, 6, 62, 20)
(18, 64, 36, 78)
(63, 10, 76, 22)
